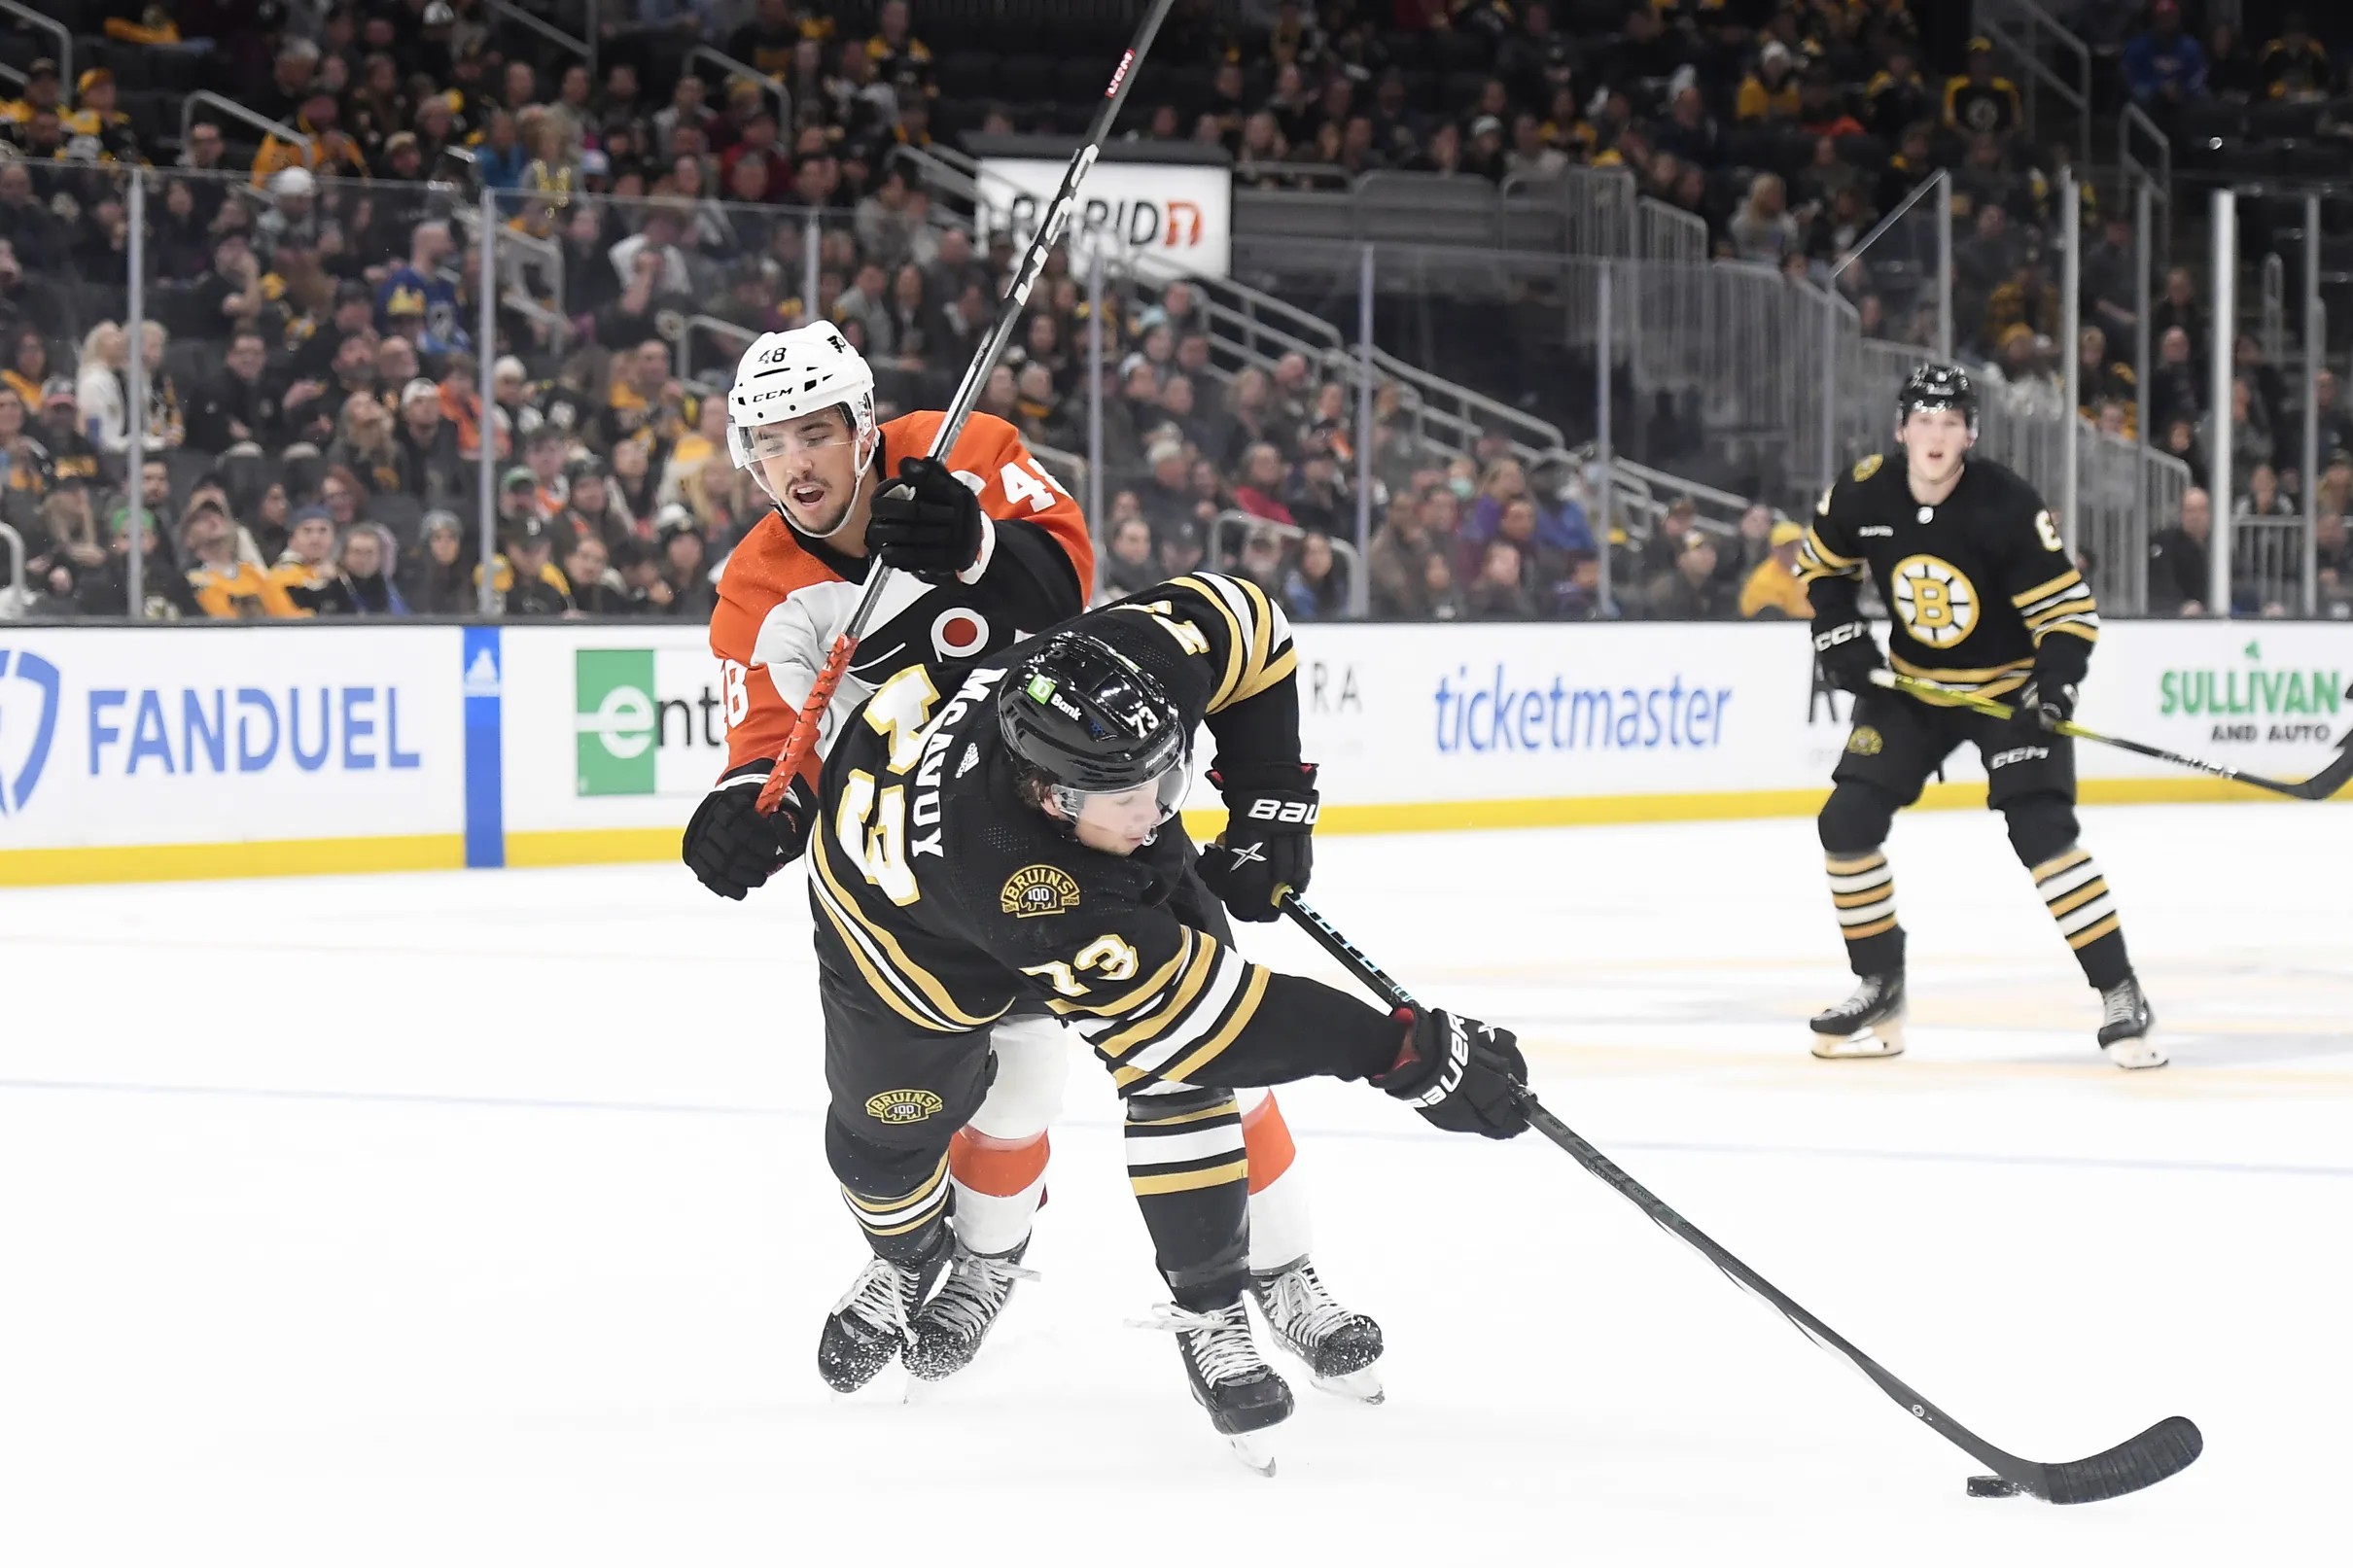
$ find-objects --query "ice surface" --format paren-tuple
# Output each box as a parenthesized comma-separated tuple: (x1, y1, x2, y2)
(3, 804, 2348, 1566)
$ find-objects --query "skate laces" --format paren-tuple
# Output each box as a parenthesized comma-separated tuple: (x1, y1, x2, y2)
(1131, 1302, 1267, 1386)
(832, 1257, 920, 1338)
(2100, 979, 2143, 1028)
(920, 1250, 1037, 1340)
(1257, 1264, 1358, 1345)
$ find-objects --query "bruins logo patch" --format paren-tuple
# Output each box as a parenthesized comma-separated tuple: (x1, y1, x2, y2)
(1851, 454, 1884, 482)
(1001, 864, 1081, 918)
(1846, 725, 1884, 756)
(1887, 554, 1980, 647)
(866, 1089, 945, 1125)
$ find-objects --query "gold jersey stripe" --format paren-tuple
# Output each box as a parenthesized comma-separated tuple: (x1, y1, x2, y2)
(1089, 935, 1220, 1057)
(812, 831, 1007, 1029)
(1069, 928, 1196, 1020)
(2011, 568, 2085, 608)
(810, 856, 958, 1033)
(1131, 1158, 1250, 1197)
(1803, 527, 1860, 568)
(1173, 574, 1248, 708)
(1891, 653, 2036, 682)
(1235, 644, 1299, 705)
(1149, 965, 1273, 1088)
(2037, 620, 2098, 645)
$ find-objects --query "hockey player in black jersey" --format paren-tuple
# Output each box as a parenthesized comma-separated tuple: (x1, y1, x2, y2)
(804, 573, 1528, 1462)
(1798, 365, 2160, 1069)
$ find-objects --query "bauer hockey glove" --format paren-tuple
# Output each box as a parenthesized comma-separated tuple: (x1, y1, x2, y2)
(1377, 1008, 1530, 1139)
(1812, 618, 1886, 696)
(869, 456, 987, 581)
(682, 761, 816, 900)
(1195, 761, 1319, 923)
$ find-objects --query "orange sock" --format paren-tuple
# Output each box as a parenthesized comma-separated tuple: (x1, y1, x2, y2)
(950, 1129, 1051, 1197)
(1241, 1095, 1296, 1195)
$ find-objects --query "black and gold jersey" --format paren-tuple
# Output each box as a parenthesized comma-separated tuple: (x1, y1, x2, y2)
(809, 573, 1398, 1094)
(1798, 452, 2098, 697)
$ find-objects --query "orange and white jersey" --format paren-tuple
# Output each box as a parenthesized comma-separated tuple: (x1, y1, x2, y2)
(709, 410, 1095, 791)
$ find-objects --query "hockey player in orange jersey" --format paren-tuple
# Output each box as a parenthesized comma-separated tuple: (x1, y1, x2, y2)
(681, 324, 1386, 1400)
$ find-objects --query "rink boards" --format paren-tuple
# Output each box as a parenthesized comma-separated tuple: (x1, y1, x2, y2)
(1, 619, 2346, 884)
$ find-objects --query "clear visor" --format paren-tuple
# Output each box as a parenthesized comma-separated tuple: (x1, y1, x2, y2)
(729, 419, 860, 470)
(1055, 756, 1191, 834)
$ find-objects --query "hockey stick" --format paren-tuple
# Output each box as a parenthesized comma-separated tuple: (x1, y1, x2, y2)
(754, 0, 1178, 817)
(1871, 669, 2353, 801)
(1280, 891, 2203, 1505)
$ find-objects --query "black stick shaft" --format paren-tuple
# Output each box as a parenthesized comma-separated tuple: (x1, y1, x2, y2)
(760, 0, 1178, 786)
(1876, 671, 2353, 800)
(1276, 892, 2210, 1501)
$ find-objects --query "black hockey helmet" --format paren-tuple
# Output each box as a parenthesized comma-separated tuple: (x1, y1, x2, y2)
(1897, 362, 1978, 437)
(998, 630, 1188, 817)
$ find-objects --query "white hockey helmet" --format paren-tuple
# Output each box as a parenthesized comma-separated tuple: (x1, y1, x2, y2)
(726, 323, 877, 471)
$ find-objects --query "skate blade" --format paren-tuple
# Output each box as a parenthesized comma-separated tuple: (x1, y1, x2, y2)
(1811, 1018, 1905, 1059)
(2101, 1035, 2167, 1070)
(1226, 1430, 1279, 1477)
(1310, 1367, 1385, 1404)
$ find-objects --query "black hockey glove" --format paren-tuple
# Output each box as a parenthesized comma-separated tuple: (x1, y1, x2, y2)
(682, 761, 815, 900)
(2010, 676, 2078, 736)
(1812, 617, 1886, 696)
(1195, 761, 1319, 923)
(1376, 1008, 1529, 1140)
(869, 456, 986, 581)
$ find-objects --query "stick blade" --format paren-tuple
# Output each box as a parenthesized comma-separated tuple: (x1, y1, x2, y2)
(2032, 1414, 2202, 1505)
(2289, 736, 2353, 800)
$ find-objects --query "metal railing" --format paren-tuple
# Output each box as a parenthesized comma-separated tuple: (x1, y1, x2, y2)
(484, 0, 590, 60)
(1028, 438, 1089, 500)
(1203, 510, 1366, 617)
(2232, 514, 2305, 614)
(1236, 161, 1355, 191)
(0, 520, 23, 617)
(0, 63, 24, 91)
(182, 93, 310, 160)
(681, 313, 757, 390)
(689, 47, 790, 133)
(0, 2, 67, 107)
(1971, 0, 2093, 173)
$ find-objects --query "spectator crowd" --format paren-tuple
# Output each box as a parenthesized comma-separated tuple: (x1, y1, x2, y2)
(1, 0, 2346, 621)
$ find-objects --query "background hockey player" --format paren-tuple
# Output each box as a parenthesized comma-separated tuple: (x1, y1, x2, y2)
(1798, 364, 2160, 1069)
(678, 325, 1387, 1400)
(804, 571, 1528, 1464)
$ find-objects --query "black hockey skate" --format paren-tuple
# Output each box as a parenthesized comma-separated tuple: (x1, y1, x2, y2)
(818, 1256, 935, 1394)
(905, 1240, 1036, 1382)
(1139, 1300, 1294, 1476)
(1810, 971, 1906, 1059)
(2096, 975, 2163, 1069)
(1249, 1259, 1385, 1404)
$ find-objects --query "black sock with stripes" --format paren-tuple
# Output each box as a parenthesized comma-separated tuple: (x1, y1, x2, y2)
(1124, 1087, 1250, 1310)
(1826, 848, 1905, 977)
(2028, 844, 2133, 990)
(825, 1117, 956, 1268)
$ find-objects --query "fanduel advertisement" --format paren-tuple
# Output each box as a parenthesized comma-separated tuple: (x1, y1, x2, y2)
(975, 155, 1231, 279)
(0, 628, 462, 851)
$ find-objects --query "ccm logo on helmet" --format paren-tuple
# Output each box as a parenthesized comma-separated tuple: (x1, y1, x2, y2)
(1246, 799, 1318, 824)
